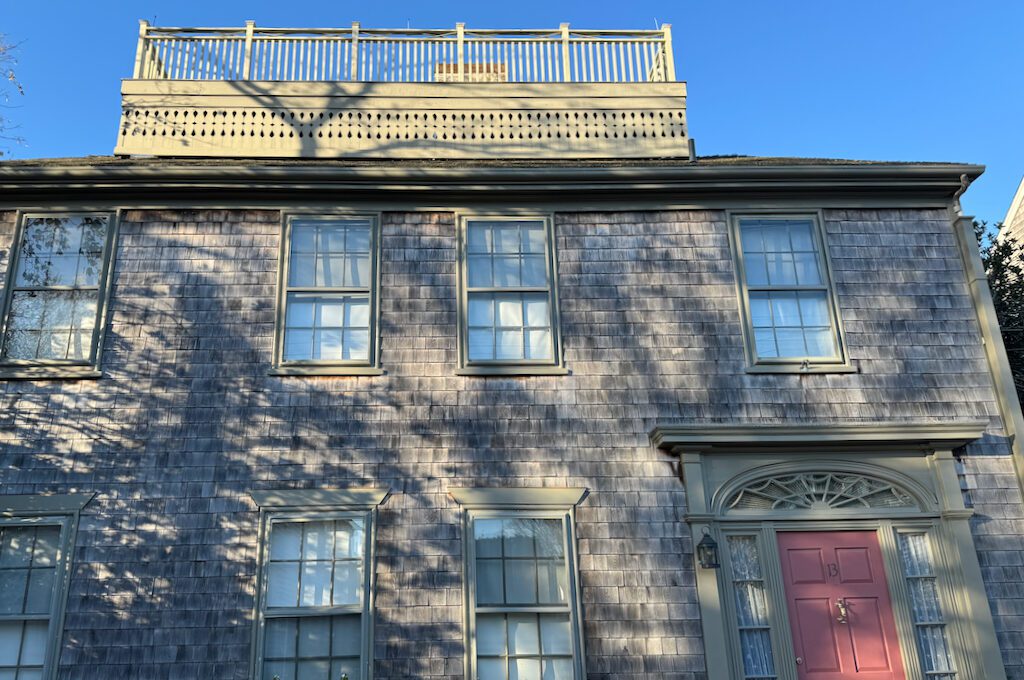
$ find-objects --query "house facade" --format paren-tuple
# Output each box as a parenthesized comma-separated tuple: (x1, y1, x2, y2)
(0, 21, 1023, 680)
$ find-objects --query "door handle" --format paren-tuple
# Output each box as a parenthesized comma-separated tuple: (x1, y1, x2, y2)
(835, 597, 849, 624)
(795, 657, 803, 665)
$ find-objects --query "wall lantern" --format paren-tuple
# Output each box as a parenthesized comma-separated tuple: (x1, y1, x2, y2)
(696, 528, 720, 569)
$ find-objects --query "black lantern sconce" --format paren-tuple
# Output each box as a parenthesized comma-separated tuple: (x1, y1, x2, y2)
(696, 527, 720, 569)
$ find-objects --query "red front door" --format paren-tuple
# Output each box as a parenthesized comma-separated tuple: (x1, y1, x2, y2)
(777, 531, 905, 680)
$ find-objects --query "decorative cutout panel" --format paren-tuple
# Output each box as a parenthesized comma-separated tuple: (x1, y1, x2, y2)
(726, 472, 917, 512)
(114, 81, 688, 159)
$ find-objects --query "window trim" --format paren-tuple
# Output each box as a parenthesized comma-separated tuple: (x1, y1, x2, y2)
(0, 493, 89, 680)
(456, 213, 567, 376)
(271, 212, 383, 377)
(0, 210, 120, 380)
(452, 488, 587, 680)
(249, 489, 388, 680)
(727, 210, 854, 374)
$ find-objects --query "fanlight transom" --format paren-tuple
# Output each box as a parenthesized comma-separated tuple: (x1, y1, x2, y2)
(725, 472, 917, 512)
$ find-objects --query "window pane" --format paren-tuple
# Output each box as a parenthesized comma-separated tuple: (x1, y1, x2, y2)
(770, 294, 800, 327)
(285, 298, 316, 328)
(330, 659, 360, 680)
(331, 615, 361, 657)
(468, 225, 491, 253)
(468, 329, 495, 361)
(504, 561, 537, 604)
(6, 294, 45, 331)
(346, 255, 371, 287)
(0, 570, 28, 614)
(291, 225, 317, 253)
(804, 328, 836, 358)
(765, 253, 797, 285)
(508, 614, 540, 655)
(478, 657, 506, 680)
(775, 328, 806, 357)
(302, 523, 334, 561)
(18, 621, 47, 667)
(474, 520, 503, 558)
(263, 660, 295, 680)
(477, 615, 506, 656)
(533, 521, 564, 558)
(265, 618, 298, 659)
(296, 659, 330, 680)
(496, 297, 523, 327)
(319, 255, 345, 287)
(761, 225, 789, 252)
(539, 615, 572, 655)
(332, 562, 362, 605)
(495, 330, 525, 360)
(469, 296, 494, 326)
(739, 630, 776, 678)
(537, 561, 567, 604)
(793, 252, 821, 285)
(748, 294, 772, 328)
(315, 330, 343, 360)
(0, 622, 20, 665)
(788, 221, 815, 251)
(523, 226, 546, 253)
(521, 256, 547, 287)
(542, 658, 573, 680)
(493, 256, 520, 287)
(526, 330, 552, 360)
(740, 225, 763, 253)
(476, 560, 504, 605)
(797, 292, 829, 326)
(297, 617, 331, 658)
(24, 570, 54, 615)
(31, 529, 58, 568)
(300, 563, 333, 607)
(468, 256, 493, 287)
(524, 296, 550, 327)
(318, 299, 345, 328)
(271, 525, 303, 561)
(267, 563, 300, 608)
(743, 253, 769, 286)
(495, 227, 520, 254)
(510, 658, 541, 680)
(283, 329, 314, 361)
(0, 529, 33, 568)
(346, 300, 370, 328)
(752, 329, 777, 358)
(346, 226, 371, 253)
(334, 521, 364, 560)
(289, 255, 317, 286)
(503, 521, 537, 557)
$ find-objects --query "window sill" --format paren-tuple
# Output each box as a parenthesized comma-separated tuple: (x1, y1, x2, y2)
(746, 362, 858, 375)
(269, 366, 385, 377)
(0, 365, 102, 380)
(457, 365, 570, 376)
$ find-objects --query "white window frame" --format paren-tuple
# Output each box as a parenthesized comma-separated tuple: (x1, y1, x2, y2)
(272, 213, 383, 377)
(728, 210, 852, 374)
(250, 489, 388, 680)
(456, 213, 566, 376)
(451, 488, 587, 680)
(0, 494, 90, 680)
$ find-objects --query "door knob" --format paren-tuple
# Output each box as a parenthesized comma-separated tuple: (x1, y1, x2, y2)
(796, 657, 803, 665)
(835, 597, 849, 624)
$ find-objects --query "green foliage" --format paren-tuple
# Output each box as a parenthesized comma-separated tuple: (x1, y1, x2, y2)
(976, 220, 1024, 402)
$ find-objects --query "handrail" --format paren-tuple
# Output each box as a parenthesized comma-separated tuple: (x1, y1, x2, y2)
(132, 21, 677, 83)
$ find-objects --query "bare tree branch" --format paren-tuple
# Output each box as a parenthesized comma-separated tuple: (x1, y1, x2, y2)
(0, 35, 25, 156)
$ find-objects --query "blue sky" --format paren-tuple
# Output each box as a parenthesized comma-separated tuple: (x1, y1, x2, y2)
(3, 1, 1023, 224)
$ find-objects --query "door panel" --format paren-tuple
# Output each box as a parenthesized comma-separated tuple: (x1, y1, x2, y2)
(778, 531, 905, 680)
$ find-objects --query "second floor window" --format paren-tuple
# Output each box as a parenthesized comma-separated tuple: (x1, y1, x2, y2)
(0, 213, 115, 376)
(732, 214, 848, 370)
(276, 215, 380, 374)
(460, 216, 563, 374)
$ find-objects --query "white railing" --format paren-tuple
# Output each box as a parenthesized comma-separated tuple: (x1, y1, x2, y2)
(132, 22, 676, 83)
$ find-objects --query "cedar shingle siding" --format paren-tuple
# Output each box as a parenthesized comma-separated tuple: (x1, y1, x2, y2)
(0, 206, 1020, 678)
